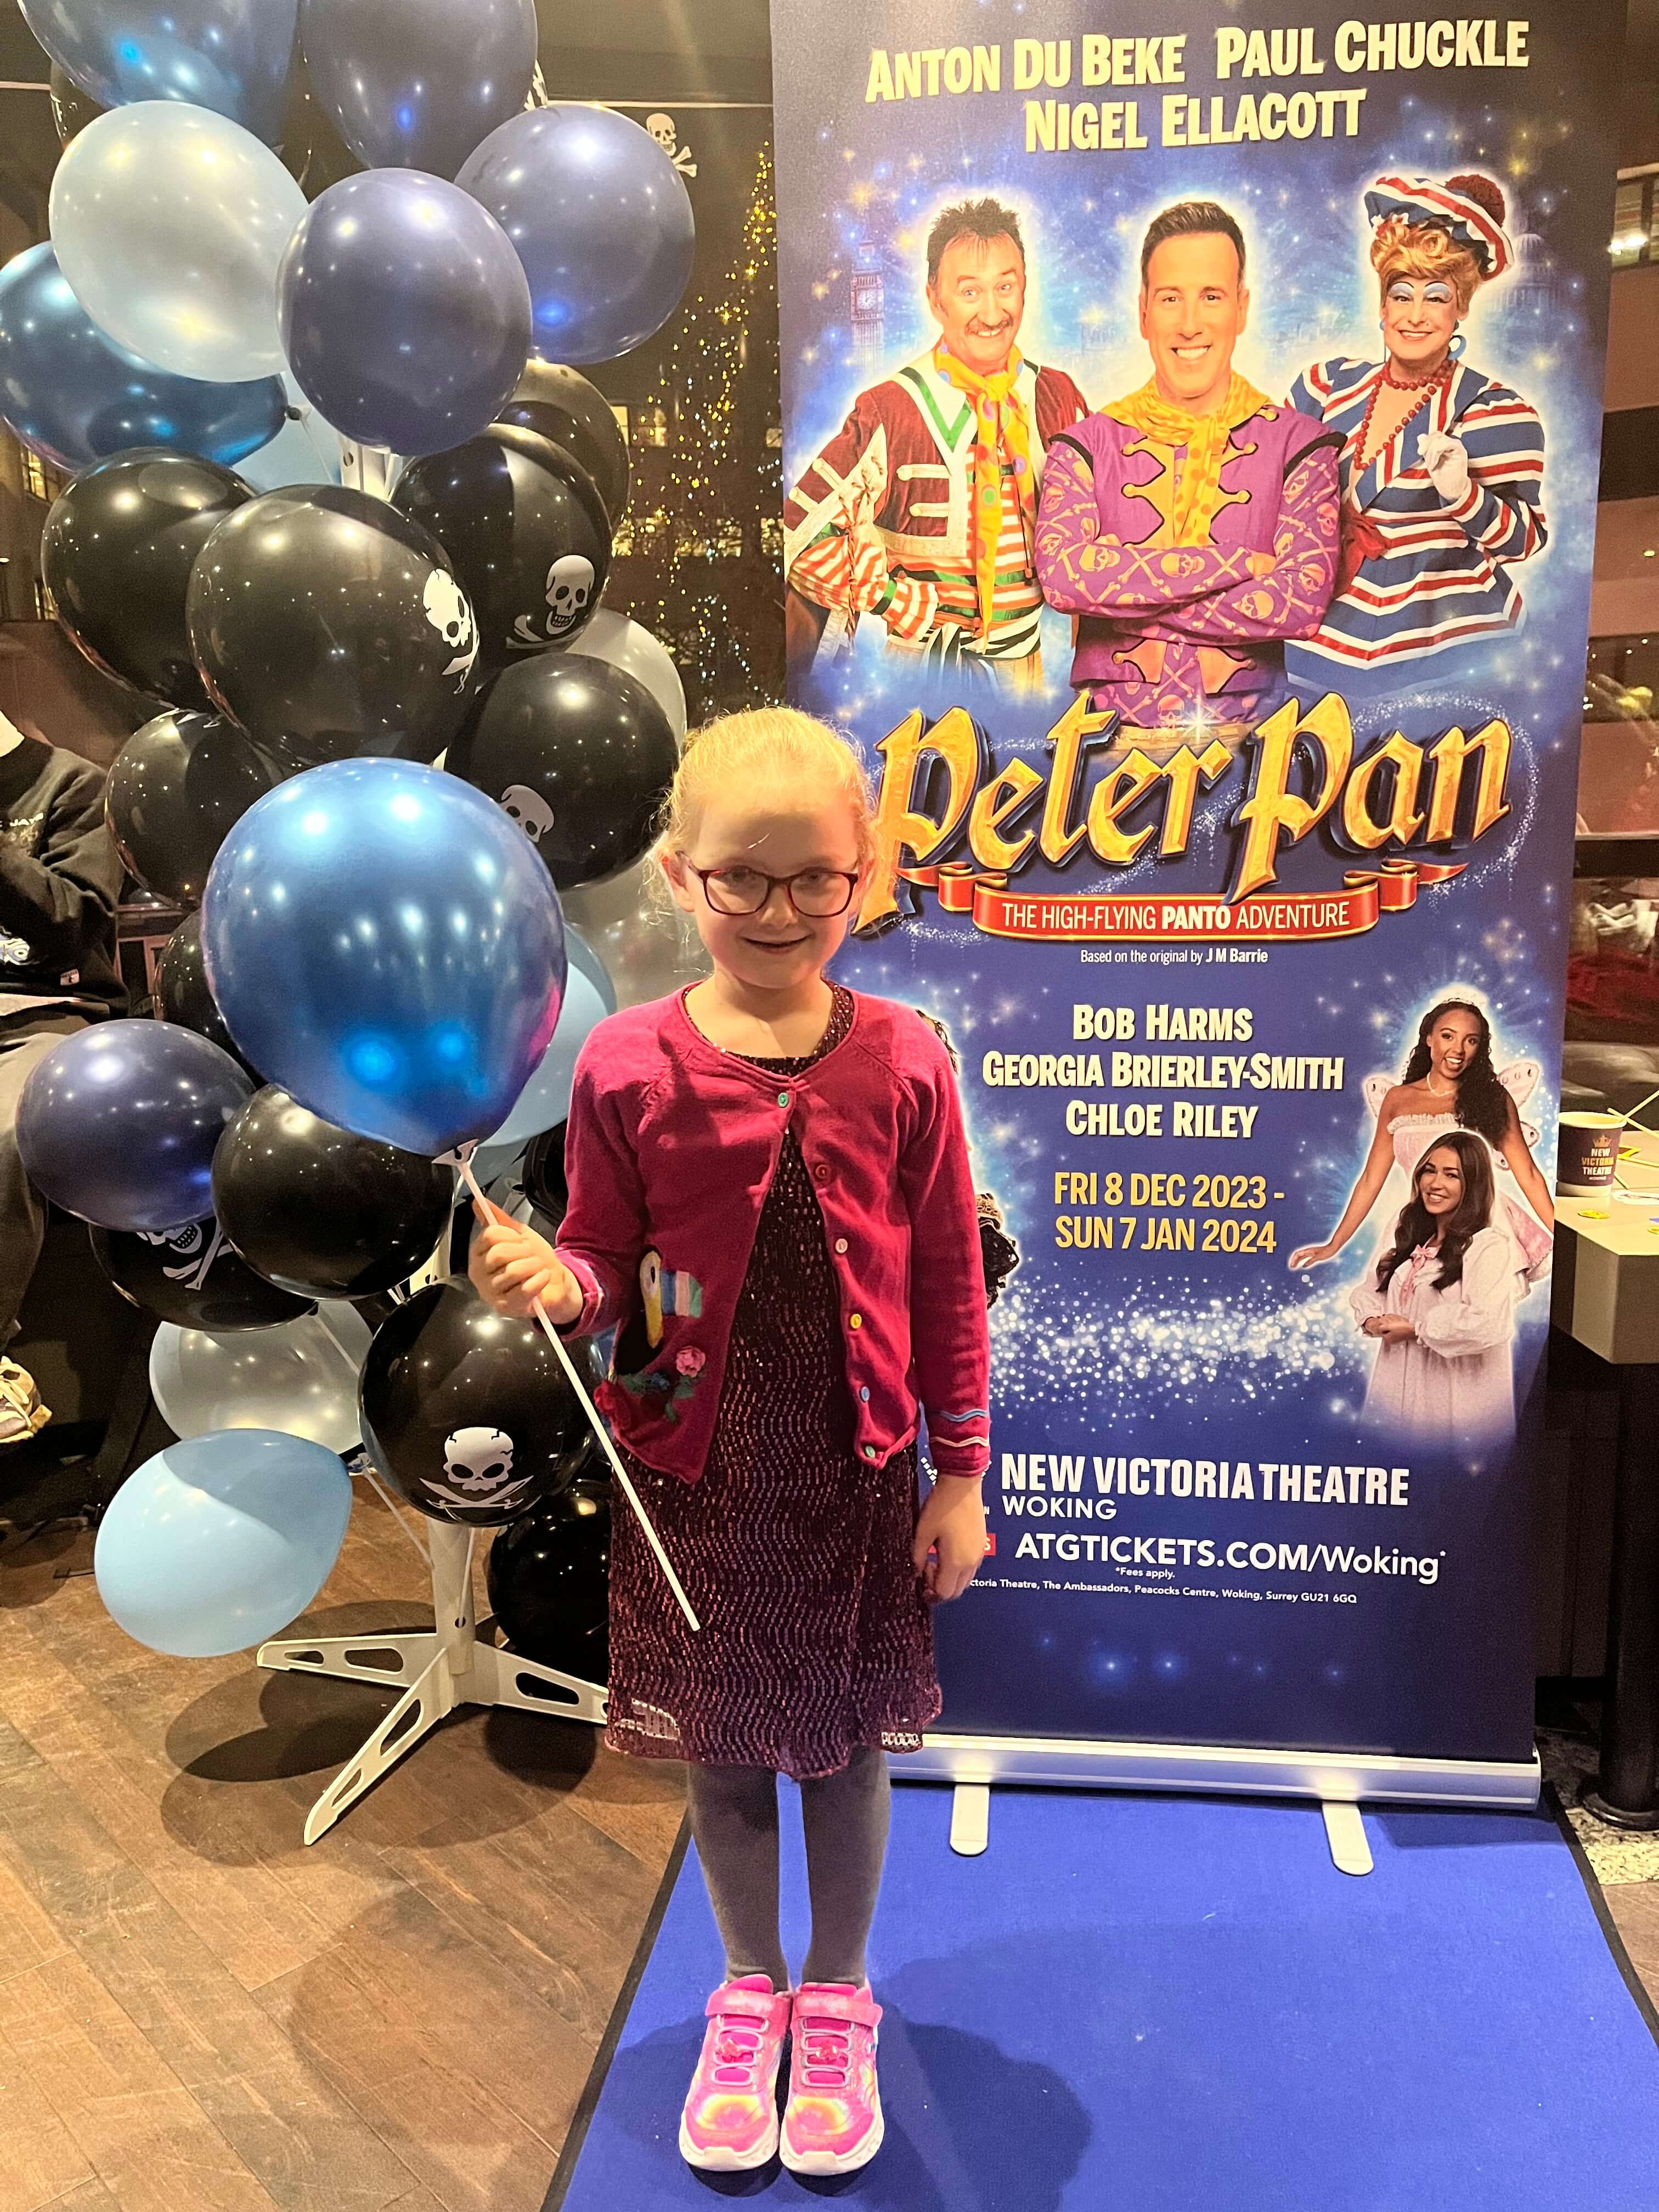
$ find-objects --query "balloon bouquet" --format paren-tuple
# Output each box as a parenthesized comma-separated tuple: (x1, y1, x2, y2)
(5, 2, 706, 1807)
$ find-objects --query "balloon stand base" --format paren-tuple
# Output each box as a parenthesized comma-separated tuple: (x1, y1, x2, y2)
(256, 1520, 607, 1846)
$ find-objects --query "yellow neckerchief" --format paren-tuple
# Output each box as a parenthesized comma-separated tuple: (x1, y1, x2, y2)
(1102, 373, 1269, 545)
(932, 341, 1034, 639)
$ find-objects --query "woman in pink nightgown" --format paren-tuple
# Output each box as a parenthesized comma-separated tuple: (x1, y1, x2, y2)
(1349, 1132, 1520, 1444)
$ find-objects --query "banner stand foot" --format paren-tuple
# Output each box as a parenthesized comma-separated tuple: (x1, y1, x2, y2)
(1321, 1801, 1373, 1876)
(257, 1521, 607, 1846)
(950, 1782, 991, 1857)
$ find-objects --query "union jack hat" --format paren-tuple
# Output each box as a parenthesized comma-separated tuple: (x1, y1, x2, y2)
(1363, 173, 1513, 280)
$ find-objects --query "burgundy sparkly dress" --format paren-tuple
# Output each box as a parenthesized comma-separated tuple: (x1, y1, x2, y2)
(603, 988, 941, 1780)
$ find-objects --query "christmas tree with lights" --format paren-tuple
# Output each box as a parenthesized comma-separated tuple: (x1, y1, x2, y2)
(628, 139, 784, 723)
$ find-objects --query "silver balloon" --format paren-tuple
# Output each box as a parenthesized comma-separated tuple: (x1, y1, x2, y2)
(50, 103, 307, 381)
(149, 1303, 370, 1451)
(562, 860, 708, 1011)
(559, 608, 687, 744)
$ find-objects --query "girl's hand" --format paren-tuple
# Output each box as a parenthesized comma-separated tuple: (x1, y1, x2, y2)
(1289, 1240, 1339, 1271)
(912, 1477, 987, 1603)
(468, 1200, 582, 1324)
(1372, 1314, 1417, 1344)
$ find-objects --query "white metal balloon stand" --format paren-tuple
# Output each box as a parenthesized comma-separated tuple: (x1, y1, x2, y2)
(258, 1508, 607, 1847)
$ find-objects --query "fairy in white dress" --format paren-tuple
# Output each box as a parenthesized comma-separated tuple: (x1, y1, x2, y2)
(1350, 1132, 1519, 1442)
(1289, 997, 1553, 1282)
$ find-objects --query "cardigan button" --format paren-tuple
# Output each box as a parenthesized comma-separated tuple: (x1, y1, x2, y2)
(776, 1091, 791, 1108)
(813, 1164, 830, 1181)
(849, 1312, 862, 1328)
(834, 1237, 848, 1254)
(864, 1444, 878, 1460)
(860, 1385, 870, 1401)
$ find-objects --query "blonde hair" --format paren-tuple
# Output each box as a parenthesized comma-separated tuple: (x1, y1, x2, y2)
(1371, 217, 1484, 316)
(656, 706, 876, 862)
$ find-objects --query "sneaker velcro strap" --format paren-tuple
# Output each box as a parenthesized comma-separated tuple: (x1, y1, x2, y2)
(795, 1986, 882, 2029)
(706, 1984, 781, 2024)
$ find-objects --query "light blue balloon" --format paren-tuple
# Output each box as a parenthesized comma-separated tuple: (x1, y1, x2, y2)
(201, 758, 567, 1155)
(0, 243, 285, 476)
(235, 409, 342, 492)
(94, 1428, 352, 1657)
(20, 0, 300, 143)
(484, 926, 614, 1147)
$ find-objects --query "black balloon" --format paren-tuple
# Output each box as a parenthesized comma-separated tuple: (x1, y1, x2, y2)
(278, 53, 363, 199)
(393, 425, 611, 675)
(358, 1282, 594, 1526)
(495, 359, 630, 522)
(186, 486, 481, 768)
(212, 1086, 454, 1300)
(43, 452, 251, 709)
(155, 911, 261, 1073)
(485, 1470, 611, 1680)
(450, 653, 678, 891)
(90, 1221, 315, 1333)
(49, 61, 104, 144)
(105, 709, 282, 903)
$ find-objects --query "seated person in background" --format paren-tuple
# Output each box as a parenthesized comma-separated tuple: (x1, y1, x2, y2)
(0, 710, 124, 1444)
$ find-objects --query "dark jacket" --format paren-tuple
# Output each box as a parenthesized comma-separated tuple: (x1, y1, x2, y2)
(0, 733, 124, 1017)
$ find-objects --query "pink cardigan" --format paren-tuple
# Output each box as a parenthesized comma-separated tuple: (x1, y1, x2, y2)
(552, 988, 992, 1485)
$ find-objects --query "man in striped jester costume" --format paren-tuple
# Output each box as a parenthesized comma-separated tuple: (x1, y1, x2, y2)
(1286, 173, 1547, 674)
(783, 199, 1087, 686)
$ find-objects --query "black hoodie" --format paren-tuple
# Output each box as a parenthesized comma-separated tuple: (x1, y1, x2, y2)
(0, 734, 124, 1018)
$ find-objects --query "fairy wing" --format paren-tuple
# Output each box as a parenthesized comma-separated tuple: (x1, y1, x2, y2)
(1497, 1058, 1542, 1150)
(1362, 1073, 1393, 1120)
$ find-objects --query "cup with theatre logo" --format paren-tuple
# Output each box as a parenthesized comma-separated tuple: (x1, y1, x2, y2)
(1557, 1111, 1623, 1195)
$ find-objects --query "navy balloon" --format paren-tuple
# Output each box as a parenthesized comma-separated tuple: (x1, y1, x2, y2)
(458, 105, 695, 366)
(0, 244, 285, 477)
(278, 171, 532, 456)
(298, 0, 538, 179)
(19, 0, 299, 144)
(201, 759, 566, 1156)
(16, 1021, 252, 1233)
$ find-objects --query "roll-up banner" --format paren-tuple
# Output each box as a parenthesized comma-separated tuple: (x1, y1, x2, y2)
(772, 2, 1622, 1801)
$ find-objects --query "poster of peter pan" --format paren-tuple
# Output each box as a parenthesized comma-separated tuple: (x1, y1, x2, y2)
(770, 0, 1623, 1772)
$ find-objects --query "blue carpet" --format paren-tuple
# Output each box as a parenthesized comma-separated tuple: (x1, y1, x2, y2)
(548, 1784, 1659, 2210)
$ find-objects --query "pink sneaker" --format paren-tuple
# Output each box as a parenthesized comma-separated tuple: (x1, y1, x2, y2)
(678, 1974, 791, 2171)
(780, 1982, 884, 2175)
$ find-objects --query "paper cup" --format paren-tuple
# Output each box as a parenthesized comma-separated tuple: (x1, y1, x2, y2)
(1557, 1111, 1623, 1194)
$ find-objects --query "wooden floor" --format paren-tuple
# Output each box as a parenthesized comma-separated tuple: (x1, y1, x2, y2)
(0, 1487, 685, 2212)
(1, 1491, 1655, 2212)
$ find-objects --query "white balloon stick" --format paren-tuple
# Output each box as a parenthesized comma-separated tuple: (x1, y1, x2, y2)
(458, 1155, 700, 1632)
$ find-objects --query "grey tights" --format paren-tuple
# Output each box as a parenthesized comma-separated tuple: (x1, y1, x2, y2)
(685, 1746, 891, 1991)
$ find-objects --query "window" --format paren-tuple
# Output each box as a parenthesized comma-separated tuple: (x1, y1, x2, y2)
(21, 449, 49, 502)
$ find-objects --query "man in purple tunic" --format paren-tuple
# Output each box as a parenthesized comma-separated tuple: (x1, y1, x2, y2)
(1035, 200, 1340, 735)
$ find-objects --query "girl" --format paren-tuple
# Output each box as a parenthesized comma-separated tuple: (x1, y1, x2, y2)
(470, 707, 990, 2179)
(1289, 997, 1553, 1278)
(1349, 1132, 1521, 1442)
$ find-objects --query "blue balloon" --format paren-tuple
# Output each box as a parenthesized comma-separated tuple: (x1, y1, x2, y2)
(201, 759, 566, 1155)
(484, 925, 614, 1147)
(278, 171, 532, 456)
(458, 105, 695, 366)
(95, 1429, 352, 1657)
(19, 0, 299, 144)
(298, 0, 538, 180)
(234, 409, 342, 492)
(16, 1020, 252, 1232)
(0, 243, 285, 476)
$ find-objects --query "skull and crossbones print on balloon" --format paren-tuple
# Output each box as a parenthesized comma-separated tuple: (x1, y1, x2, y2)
(500, 783, 555, 844)
(509, 555, 596, 652)
(644, 112, 697, 177)
(421, 569, 479, 686)
(430, 1424, 536, 1516)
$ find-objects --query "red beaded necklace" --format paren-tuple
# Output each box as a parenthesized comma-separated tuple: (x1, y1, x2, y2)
(1355, 354, 1455, 470)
